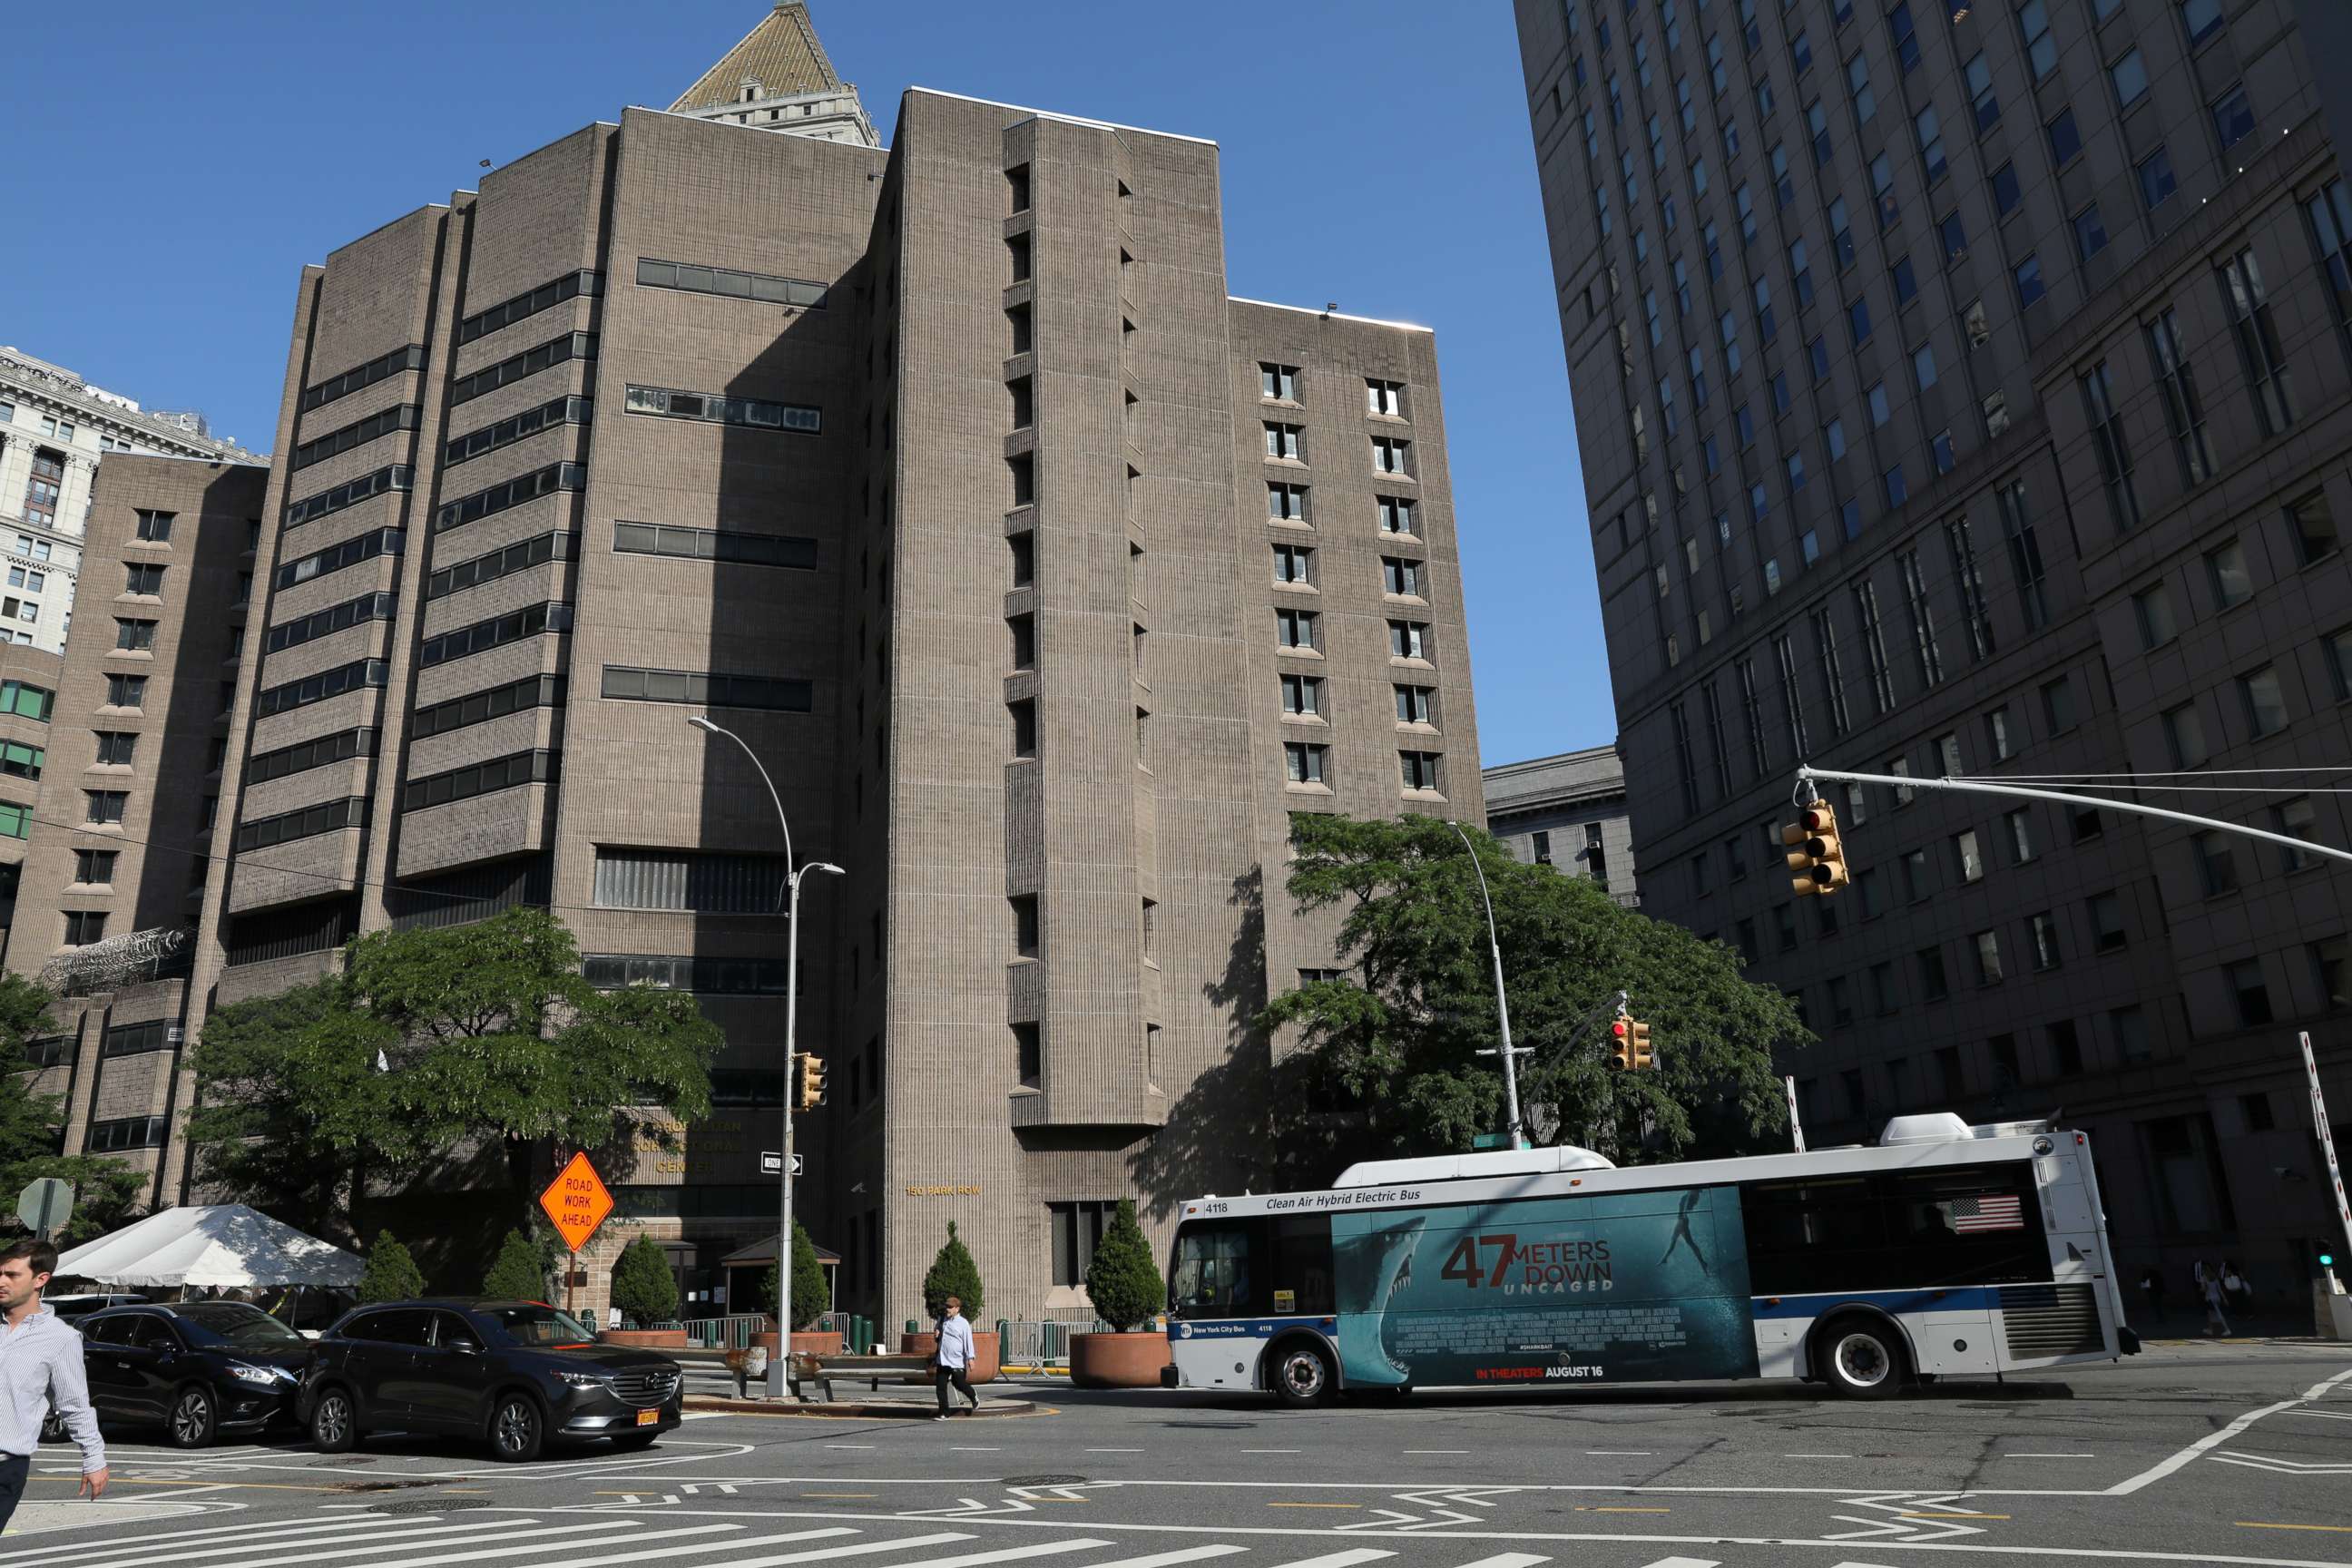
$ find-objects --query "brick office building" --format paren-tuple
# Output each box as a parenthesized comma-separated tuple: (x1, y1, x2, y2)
(15, 10, 1484, 1323)
(1514, 0, 2352, 1294)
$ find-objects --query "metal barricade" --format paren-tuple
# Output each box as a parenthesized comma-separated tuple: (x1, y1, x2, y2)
(671, 1314, 770, 1349)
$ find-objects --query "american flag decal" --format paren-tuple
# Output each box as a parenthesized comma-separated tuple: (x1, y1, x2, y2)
(1950, 1193, 2024, 1233)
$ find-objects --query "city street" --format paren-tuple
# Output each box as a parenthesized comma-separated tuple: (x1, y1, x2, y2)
(13, 1340, 2350, 1567)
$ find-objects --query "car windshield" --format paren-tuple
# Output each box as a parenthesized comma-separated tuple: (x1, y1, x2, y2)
(171, 1303, 308, 1347)
(482, 1304, 596, 1346)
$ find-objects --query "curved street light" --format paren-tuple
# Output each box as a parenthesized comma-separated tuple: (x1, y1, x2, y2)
(1446, 819, 1526, 1152)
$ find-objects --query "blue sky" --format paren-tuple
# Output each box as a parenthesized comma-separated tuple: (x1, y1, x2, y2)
(5, 1, 1606, 766)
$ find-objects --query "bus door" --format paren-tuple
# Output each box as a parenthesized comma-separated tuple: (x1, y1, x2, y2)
(1167, 1219, 1266, 1390)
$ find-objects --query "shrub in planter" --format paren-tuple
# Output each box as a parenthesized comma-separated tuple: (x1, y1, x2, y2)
(922, 1220, 985, 1323)
(482, 1230, 548, 1300)
(356, 1231, 425, 1304)
(611, 1235, 680, 1328)
(1071, 1199, 1171, 1388)
(754, 1219, 830, 1329)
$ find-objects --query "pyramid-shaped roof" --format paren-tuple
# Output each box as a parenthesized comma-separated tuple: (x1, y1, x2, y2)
(671, 2, 846, 114)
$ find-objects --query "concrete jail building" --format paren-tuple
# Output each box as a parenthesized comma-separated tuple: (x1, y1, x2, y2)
(9, 5, 1484, 1325)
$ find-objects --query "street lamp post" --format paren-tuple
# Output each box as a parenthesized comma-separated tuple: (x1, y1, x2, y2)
(688, 715, 842, 1396)
(1446, 820, 1527, 1152)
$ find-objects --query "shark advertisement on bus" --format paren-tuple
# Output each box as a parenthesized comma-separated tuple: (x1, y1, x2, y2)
(1329, 1185, 1758, 1387)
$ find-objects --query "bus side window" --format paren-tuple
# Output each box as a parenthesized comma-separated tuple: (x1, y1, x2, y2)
(1877, 1166, 2047, 1288)
(1269, 1215, 1335, 1315)
(1740, 1178, 1886, 1295)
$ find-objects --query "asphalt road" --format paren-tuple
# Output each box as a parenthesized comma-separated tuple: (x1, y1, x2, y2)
(13, 1339, 2351, 1568)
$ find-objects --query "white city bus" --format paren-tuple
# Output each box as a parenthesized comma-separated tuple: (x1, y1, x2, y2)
(1163, 1112, 2136, 1405)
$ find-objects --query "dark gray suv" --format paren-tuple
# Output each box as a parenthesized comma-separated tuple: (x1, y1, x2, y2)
(294, 1299, 682, 1461)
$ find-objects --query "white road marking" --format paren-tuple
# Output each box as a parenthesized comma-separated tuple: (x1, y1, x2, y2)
(505, 1527, 856, 1567)
(0, 1513, 399, 1563)
(1448, 1556, 1558, 1568)
(1069, 1549, 1246, 1567)
(1585, 1450, 1652, 1455)
(692, 1534, 979, 1567)
(1619, 1560, 1719, 1568)
(1244, 1449, 1301, 1455)
(840, 1542, 1104, 1568)
(1251, 1553, 1396, 1568)
(2108, 1363, 2352, 1494)
(1788, 1453, 1854, 1459)
(1403, 1450, 1470, 1455)
(2285, 1408, 2352, 1421)
(827, 1445, 877, 1450)
(45, 1515, 622, 1568)
(1086, 1448, 1145, 1454)
(2008, 1453, 2097, 1458)
(952, 1447, 1002, 1452)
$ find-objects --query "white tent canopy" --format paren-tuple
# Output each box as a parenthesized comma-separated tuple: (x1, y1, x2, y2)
(56, 1204, 363, 1289)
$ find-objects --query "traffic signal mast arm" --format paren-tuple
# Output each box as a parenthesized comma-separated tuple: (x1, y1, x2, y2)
(1795, 765, 2352, 867)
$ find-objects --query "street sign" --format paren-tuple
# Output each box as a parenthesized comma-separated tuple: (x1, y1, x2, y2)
(536, 1151, 614, 1254)
(1471, 1133, 1508, 1151)
(16, 1179, 72, 1239)
(760, 1151, 804, 1177)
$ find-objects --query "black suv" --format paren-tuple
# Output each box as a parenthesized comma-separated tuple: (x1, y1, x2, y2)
(295, 1299, 682, 1461)
(78, 1302, 311, 1446)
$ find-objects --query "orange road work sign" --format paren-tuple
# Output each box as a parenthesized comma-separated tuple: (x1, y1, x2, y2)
(538, 1150, 614, 1253)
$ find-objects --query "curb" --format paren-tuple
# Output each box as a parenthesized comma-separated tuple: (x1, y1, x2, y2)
(684, 1395, 1044, 1420)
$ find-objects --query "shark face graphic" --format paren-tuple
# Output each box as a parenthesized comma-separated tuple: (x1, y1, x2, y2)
(1335, 1213, 1426, 1385)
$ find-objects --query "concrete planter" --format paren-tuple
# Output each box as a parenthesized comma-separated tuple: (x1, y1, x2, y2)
(899, 1329, 1000, 1383)
(596, 1328, 687, 1350)
(1068, 1331, 1171, 1389)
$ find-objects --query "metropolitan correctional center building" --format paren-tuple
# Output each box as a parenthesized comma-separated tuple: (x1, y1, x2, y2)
(0, 5, 1485, 1322)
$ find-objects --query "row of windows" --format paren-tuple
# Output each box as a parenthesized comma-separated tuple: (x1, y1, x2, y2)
(401, 748, 556, 813)
(246, 727, 377, 787)
(291, 403, 420, 471)
(299, 344, 426, 413)
(444, 393, 592, 468)
(634, 257, 829, 309)
(427, 527, 578, 601)
(599, 665, 812, 712)
(581, 953, 793, 994)
(622, 384, 820, 435)
(418, 601, 573, 669)
(102, 1021, 173, 1058)
(590, 848, 791, 914)
(232, 795, 368, 854)
(0, 681, 50, 721)
(1271, 544, 1429, 596)
(448, 331, 595, 407)
(285, 465, 411, 529)
(1279, 674, 1438, 726)
(1267, 485, 1420, 534)
(1261, 423, 1418, 477)
(276, 527, 402, 592)
(87, 1115, 168, 1153)
(611, 522, 817, 569)
(1279, 742, 1447, 793)
(266, 591, 397, 654)
(456, 269, 602, 346)
(254, 658, 387, 720)
(411, 673, 564, 740)
(1274, 610, 1434, 661)
(1257, 362, 1414, 420)
(434, 462, 586, 533)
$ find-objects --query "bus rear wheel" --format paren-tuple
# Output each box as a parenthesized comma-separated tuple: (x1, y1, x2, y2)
(1269, 1342, 1336, 1408)
(1817, 1316, 1907, 1400)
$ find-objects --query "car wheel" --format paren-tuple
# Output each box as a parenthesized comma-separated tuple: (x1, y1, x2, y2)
(489, 1393, 544, 1462)
(609, 1429, 660, 1450)
(1818, 1315, 1907, 1401)
(168, 1385, 219, 1449)
(1269, 1341, 1336, 1408)
(309, 1386, 358, 1453)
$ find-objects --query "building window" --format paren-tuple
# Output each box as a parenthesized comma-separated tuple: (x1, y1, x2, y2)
(2162, 701, 2210, 769)
(2210, 83, 2255, 150)
(1260, 364, 1299, 402)
(2090, 892, 2127, 953)
(1534, 830, 1553, 866)
(2014, 254, 2045, 309)
(1272, 543, 1313, 584)
(2240, 664, 2288, 737)
(1387, 621, 1427, 660)
(104, 675, 147, 710)
(2276, 797, 2320, 873)
(1974, 930, 2005, 985)
(1268, 483, 1309, 522)
(1370, 436, 1411, 475)
(2227, 958, 2272, 1026)
(1382, 557, 1423, 597)
(1367, 379, 1405, 416)
(73, 848, 119, 887)
(1917, 946, 1950, 1002)
(1400, 751, 1443, 792)
(2220, 249, 2294, 435)
(1954, 828, 1984, 884)
(1276, 609, 1318, 651)
(1011, 895, 1040, 958)
(1263, 422, 1301, 461)
(1284, 742, 1328, 786)
(64, 911, 107, 947)
(0, 741, 41, 782)
(1896, 551, 1942, 688)
(1009, 699, 1036, 760)
(93, 730, 136, 767)
(1377, 496, 1416, 534)
(2314, 936, 2350, 1011)
(2289, 491, 2338, 565)
(2194, 830, 2240, 897)
(598, 666, 813, 713)
(2133, 582, 2178, 650)
(1283, 673, 1324, 716)
(1049, 1201, 1116, 1288)
(2078, 362, 2139, 532)
(2143, 309, 2211, 486)
(1393, 684, 1432, 724)
(2005, 808, 2036, 866)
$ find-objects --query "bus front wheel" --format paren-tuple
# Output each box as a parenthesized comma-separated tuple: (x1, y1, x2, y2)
(1268, 1342, 1336, 1408)
(1817, 1316, 1908, 1400)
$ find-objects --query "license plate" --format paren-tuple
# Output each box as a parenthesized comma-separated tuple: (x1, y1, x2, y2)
(635, 1408, 659, 1427)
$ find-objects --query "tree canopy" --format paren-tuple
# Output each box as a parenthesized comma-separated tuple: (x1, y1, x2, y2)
(190, 908, 723, 1239)
(0, 975, 146, 1246)
(1257, 814, 1805, 1167)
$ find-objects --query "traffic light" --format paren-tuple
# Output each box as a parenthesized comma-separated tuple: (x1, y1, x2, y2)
(2318, 1237, 2338, 1274)
(795, 1054, 828, 1111)
(1784, 801, 1850, 896)
(1627, 1017, 1655, 1070)
(1609, 1018, 1632, 1070)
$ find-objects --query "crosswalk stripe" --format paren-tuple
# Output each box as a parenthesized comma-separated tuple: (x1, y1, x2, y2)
(1253, 1553, 1396, 1568)
(1624, 1560, 1721, 1568)
(375, 1521, 757, 1568)
(841, 1544, 1108, 1568)
(0, 1514, 401, 1563)
(694, 1534, 994, 1568)
(39, 1515, 608, 1568)
(1448, 1556, 1554, 1568)
(503, 1528, 858, 1568)
(1055, 1548, 1246, 1568)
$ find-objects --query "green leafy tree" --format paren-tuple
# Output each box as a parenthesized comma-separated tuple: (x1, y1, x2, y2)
(754, 1220, 830, 1329)
(482, 1229, 550, 1299)
(190, 908, 723, 1235)
(610, 1235, 680, 1327)
(922, 1220, 985, 1324)
(1258, 814, 1804, 1165)
(0, 975, 147, 1246)
(1083, 1199, 1163, 1331)
(355, 1230, 425, 1303)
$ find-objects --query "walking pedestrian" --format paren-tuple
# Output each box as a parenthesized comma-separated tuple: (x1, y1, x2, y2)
(932, 1295, 978, 1420)
(2200, 1259, 2232, 1338)
(2222, 1259, 2249, 1317)
(0, 1239, 107, 1531)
